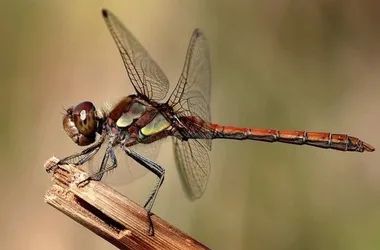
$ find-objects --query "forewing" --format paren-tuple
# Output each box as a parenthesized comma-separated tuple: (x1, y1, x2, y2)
(102, 9, 169, 101)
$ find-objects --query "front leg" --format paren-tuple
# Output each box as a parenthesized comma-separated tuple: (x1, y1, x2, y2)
(59, 135, 105, 166)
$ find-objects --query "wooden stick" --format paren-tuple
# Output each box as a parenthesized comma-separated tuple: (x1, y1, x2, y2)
(43, 156, 210, 250)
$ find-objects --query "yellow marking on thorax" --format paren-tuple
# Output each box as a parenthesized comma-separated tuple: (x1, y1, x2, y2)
(140, 113, 170, 136)
(116, 102, 146, 128)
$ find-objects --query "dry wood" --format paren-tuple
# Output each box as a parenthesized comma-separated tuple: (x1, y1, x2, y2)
(44, 156, 210, 250)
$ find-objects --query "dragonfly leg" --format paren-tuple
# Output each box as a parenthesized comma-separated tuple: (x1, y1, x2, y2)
(85, 146, 118, 182)
(122, 145, 165, 236)
(58, 143, 100, 166)
(59, 135, 105, 166)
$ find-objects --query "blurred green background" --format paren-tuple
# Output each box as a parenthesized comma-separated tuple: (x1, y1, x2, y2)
(1, 0, 379, 249)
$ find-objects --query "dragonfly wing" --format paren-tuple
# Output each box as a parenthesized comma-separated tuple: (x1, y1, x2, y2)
(173, 137, 211, 200)
(102, 9, 170, 101)
(168, 29, 211, 123)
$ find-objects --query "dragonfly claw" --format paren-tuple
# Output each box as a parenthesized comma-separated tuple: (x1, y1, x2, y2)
(77, 172, 102, 186)
(76, 175, 91, 187)
(147, 212, 155, 236)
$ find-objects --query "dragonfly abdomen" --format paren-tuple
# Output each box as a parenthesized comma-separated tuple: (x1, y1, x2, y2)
(210, 124, 375, 152)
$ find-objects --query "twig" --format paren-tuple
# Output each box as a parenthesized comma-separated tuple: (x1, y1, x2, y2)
(44, 156, 210, 250)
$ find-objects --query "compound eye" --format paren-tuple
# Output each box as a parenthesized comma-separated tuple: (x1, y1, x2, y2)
(72, 101, 97, 136)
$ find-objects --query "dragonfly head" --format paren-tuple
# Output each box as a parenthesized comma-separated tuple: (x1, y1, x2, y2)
(62, 101, 99, 146)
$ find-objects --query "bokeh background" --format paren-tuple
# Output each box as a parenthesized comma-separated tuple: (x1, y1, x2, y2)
(1, 0, 379, 249)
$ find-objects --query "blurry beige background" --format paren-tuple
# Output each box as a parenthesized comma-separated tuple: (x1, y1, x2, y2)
(1, 0, 380, 249)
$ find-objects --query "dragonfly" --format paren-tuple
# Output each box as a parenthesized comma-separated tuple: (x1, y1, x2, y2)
(56, 8, 375, 235)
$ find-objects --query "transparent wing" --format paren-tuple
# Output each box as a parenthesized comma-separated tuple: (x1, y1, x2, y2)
(86, 140, 162, 186)
(173, 138, 211, 199)
(102, 9, 170, 101)
(168, 29, 211, 123)
(169, 29, 212, 199)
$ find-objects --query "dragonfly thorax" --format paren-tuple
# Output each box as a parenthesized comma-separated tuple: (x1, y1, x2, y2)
(100, 96, 173, 147)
